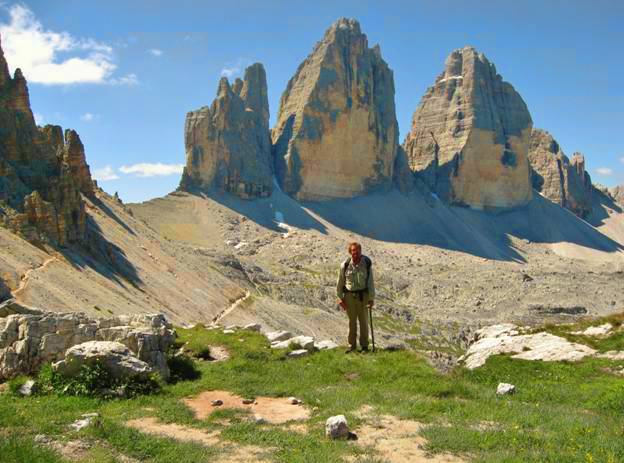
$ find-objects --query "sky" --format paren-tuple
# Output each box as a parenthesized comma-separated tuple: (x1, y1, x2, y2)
(1, 0, 623, 203)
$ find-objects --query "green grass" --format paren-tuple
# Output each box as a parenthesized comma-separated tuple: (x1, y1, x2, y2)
(1, 322, 624, 462)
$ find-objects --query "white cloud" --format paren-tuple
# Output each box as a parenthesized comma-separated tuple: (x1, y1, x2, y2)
(33, 112, 44, 125)
(92, 166, 119, 181)
(596, 167, 613, 176)
(220, 58, 246, 78)
(119, 163, 184, 177)
(148, 48, 162, 57)
(0, 4, 135, 85)
(80, 112, 97, 122)
(109, 73, 139, 86)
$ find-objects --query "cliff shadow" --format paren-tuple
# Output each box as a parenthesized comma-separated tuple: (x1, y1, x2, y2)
(56, 214, 143, 289)
(187, 187, 329, 235)
(90, 196, 136, 236)
(587, 187, 623, 228)
(300, 190, 624, 262)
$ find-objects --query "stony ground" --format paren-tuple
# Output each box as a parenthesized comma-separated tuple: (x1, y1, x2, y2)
(1, 186, 623, 356)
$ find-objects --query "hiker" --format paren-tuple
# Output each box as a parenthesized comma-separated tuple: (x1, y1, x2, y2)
(336, 242, 375, 353)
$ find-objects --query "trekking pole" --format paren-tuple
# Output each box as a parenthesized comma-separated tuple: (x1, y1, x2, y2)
(369, 304, 375, 352)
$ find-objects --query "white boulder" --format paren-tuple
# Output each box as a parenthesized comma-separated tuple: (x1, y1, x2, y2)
(53, 341, 153, 380)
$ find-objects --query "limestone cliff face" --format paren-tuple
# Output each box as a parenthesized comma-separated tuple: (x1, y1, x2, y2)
(179, 63, 273, 199)
(528, 129, 592, 218)
(272, 18, 398, 200)
(403, 46, 533, 210)
(0, 35, 93, 245)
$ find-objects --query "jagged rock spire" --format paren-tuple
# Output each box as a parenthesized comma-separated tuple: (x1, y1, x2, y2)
(179, 63, 273, 199)
(272, 18, 399, 200)
(403, 46, 533, 210)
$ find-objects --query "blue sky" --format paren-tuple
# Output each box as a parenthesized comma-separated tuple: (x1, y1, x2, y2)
(1, 0, 622, 203)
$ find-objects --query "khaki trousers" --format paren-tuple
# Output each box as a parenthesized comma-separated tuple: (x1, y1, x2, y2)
(345, 292, 369, 349)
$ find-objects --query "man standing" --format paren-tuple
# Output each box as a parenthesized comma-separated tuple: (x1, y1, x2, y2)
(337, 242, 375, 353)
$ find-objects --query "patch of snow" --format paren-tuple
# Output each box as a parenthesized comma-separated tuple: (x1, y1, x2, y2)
(438, 75, 464, 83)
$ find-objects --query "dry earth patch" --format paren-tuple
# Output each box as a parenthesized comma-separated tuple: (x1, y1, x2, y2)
(125, 417, 271, 462)
(184, 390, 310, 424)
(348, 407, 467, 463)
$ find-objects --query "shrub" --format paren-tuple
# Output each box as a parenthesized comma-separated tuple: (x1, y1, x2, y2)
(35, 362, 161, 399)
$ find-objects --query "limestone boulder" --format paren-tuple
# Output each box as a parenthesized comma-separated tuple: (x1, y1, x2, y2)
(0, 308, 175, 381)
(403, 46, 533, 210)
(272, 18, 399, 200)
(528, 129, 592, 218)
(179, 63, 272, 199)
(53, 341, 153, 380)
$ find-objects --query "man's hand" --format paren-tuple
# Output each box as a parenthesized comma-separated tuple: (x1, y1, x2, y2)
(337, 299, 347, 312)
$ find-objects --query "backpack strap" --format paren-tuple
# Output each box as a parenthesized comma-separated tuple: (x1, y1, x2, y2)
(364, 256, 372, 288)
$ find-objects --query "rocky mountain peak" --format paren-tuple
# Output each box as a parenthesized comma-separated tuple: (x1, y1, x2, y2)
(403, 46, 533, 210)
(272, 18, 399, 200)
(179, 63, 272, 199)
(528, 129, 592, 218)
(239, 63, 269, 126)
(0, 34, 93, 245)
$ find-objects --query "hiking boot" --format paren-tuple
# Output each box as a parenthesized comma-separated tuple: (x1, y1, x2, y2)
(345, 346, 356, 354)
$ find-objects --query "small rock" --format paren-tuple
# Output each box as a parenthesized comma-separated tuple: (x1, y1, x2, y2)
(314, 340, 338, 350)
(254, 415, 267, 424)
(496, 383, 516, 395)
(326, 415, 349, 439)
(272, 335, 315, 350)
(244, 323, 262, 331)
(18, 379, 36, 397)
(266, 331, 294, 343)
(242, 399, 255, 405)
(522, 273, 534, 282)
(288, 397, 301, 405)
(211, 399, 224, 406)
(34, 434, 49, 444)
(70, 413, 100, 431)
(287, 349, 309, 358)
(223, 329, 235, 334)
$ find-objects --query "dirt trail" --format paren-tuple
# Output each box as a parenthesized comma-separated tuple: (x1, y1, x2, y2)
(126, 417, 272, 462)
(12, 256, 58, 299)
(211, 291, 251, 325)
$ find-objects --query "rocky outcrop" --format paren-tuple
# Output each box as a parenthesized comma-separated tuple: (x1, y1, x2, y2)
(272, 18, 398, 200)
(528, 129, 592, 218)
(0, 35, 94, 245)
(0, 303, 175, 381)
(403, 46, 533, 210)
(179, 63, 272, 199)
(609, 185, 624, 206)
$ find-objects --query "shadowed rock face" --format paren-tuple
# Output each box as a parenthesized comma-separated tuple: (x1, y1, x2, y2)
(403, 46, 533, 210)
(610, 186, 624, 206)
(528, 129, 593, 218)
(179, 63, 273, 199)
(0, 35, 93, 245)
(272, 18, 398, 201)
